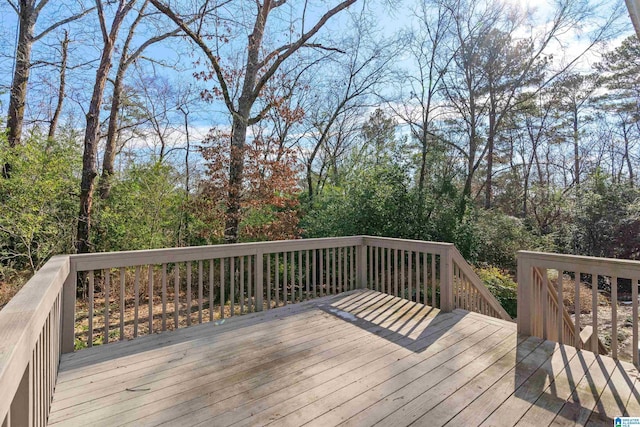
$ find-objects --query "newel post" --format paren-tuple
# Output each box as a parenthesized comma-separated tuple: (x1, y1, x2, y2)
(440, 245, 454, 312)
(517, 252, 532, 336)
(357, 239, 367, 289)
(61, 260, 76, 354)
(255, 250, 264, 311)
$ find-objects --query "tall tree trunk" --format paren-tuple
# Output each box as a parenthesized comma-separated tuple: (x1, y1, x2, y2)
(418, 131, 428, 195)
(573, 106, 580, 188)
(484, 133, 494, 209)
(224, 112, 249, 244)
(484, 96, 496, 209)
(76, 0, 134, 254)
(99, 1, 151, 199)
(7, 1, 36, 149)
(98, 64, 125, 200)
(76, 47, 114, 253)
(48, 30, 69, 141)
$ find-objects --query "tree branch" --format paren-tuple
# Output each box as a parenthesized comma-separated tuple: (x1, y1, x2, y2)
(149, 0, 238, 117)
(34, 6, 97, 41)
(95, 0, 109, 43)
(6, 0, 18, 14)
(252, 0, 357, 103)
(259, 43, 344, 69)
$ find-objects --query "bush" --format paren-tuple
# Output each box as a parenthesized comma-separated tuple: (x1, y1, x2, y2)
(0, 133, 79, 274)
(92, 162, 184, 252)
(475, 266, 518, 318)
(471, 209, 550, 271)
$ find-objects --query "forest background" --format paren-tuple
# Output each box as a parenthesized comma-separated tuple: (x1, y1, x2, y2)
(0, 0, 638, 312)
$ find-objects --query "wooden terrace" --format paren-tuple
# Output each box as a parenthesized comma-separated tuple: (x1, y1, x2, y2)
(2, 236, 640, 426)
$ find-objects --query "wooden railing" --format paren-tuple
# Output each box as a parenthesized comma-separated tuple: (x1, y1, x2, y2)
(518, 251, 637, 365)
(67, 237, 362, 350)
(0, 236, 510, 426)
(361, 237, 511, 320)
(0, 256, 68, 427)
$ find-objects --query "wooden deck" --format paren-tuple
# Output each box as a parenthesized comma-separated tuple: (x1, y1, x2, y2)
(48, 290, 640, 426)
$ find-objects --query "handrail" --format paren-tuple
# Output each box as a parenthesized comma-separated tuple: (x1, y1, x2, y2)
(0, 255, 69, 426)
(69, 236, 364, 272)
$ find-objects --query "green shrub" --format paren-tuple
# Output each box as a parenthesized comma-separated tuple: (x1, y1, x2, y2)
(475, 266, 518, 318)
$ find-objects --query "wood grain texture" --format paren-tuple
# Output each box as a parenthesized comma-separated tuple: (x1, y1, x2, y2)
(47, 290, 640, 427)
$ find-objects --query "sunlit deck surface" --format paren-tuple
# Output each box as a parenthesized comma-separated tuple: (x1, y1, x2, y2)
(48, 290, 640, 426)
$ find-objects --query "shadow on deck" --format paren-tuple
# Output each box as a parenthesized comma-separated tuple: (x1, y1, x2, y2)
(48, 290, 639, 426)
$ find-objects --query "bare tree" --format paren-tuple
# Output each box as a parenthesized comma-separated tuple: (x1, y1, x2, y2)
(47, 29, 69, 140)
(99, 1, 203, 199)
(302, 19, 393, 203)
(388, 0, 453, 195)
(4, 0, 94, 150)
(151, 0, 359, 243)
(76, 0, 136, 254)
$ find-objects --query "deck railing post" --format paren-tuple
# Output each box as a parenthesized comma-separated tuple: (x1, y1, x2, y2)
(517, 252, 532, 336)
(9, 362, 31, 427)
(440, 246, 454, 312)
(61, 262, 76, 354)
(255, 250, 264, 311)
(357, 241, 367, 289)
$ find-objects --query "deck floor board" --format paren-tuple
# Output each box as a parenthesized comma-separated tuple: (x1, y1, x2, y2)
(48, 290, 640, 427)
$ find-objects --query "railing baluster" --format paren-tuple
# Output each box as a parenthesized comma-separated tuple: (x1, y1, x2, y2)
(240, 256, 245, 314)
(337, 248, 342, 294)
(267, 254, 272, 309)
(612, 276, 618, 359)
(88, 270, 94, 348)
(633, 276, 638, 366)
(415, 252, 420, 303)
(197, 261, 203, 323)
(275, 253, 280, 306)
(386, 248, 391, 295)
(186, 262, 192, 326)
(401, 250, 406, 298)
(298, 251, 303, 301)
(291, 251, 296, 301)
(209, 260, 214, 322)
(350, 246, 355, 291)
(325, 248, 330, 296)
(162, 264, 167, 331)
(220, 259, 225, 319)
(375, 246, 379, 292)
(422, 252, 429, 305)
(248, 256, 253, 312)
(393, 248, 397, 296)
(174, 264, 179, 328)
(368, 246, 373, 291)
(284, 252, 288, 305)
(431, 254, 436, 307)
(332, 248, 337, 295)
(120, 267, 125, 340)
(541, 268, 548, 340)
(149, 265, 154, 333)
(134, 266, 140, 337)
(230, 257, 235, 316)
(312, 250, 317, 298)
(319, 249, 324, 297)
(557, 269, 563, 344)
(592, 273, 598, 353)
(408, 251, 413, 302)
(575, 272, 581, 348)
(306, 250, 310, 298)
(104, 270, 110, 344)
